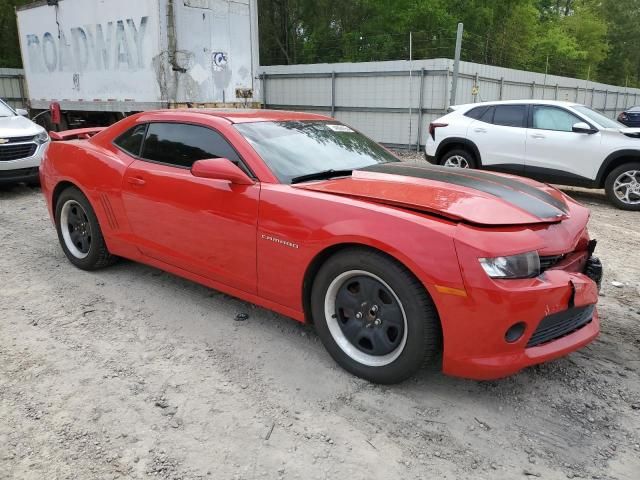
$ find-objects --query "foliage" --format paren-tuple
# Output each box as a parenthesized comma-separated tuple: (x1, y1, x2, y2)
(0, 0, 30, 68)
(257, 0, 637, 86)
(0, 0, 634, 87)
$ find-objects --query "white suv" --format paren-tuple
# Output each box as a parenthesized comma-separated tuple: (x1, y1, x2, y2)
(425, 100, 640, 210)
(0, 99, 49, 186)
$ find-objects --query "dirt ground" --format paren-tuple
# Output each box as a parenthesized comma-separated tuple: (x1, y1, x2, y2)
(1, 176, 639, 480)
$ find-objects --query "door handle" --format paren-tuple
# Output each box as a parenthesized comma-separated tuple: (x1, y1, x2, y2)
(474, 128, 487, 133)
(531, 134, 546, 139)
(126, 176, 146, 186)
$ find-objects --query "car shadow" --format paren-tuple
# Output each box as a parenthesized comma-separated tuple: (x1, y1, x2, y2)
(0, 183, 41, 199)
(557, 186, 609, 207)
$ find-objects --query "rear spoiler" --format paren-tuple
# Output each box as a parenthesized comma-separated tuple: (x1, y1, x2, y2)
(49, 127, 107, 141)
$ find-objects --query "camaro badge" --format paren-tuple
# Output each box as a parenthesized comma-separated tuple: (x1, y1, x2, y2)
(261, 234, 299, 249)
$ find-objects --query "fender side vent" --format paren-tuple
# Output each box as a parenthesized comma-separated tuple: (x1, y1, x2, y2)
(99, 193, 118, 230)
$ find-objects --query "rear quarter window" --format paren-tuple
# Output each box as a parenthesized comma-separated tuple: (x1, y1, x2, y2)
(114, 124, 147, 156)
(465, 106, 489, 120)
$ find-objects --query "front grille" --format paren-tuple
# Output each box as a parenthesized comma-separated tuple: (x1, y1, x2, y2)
(539, 254, 565, 272)
(0, 135, 35, 144)
(527, 305, 594, 348)
(0, 167, 38, 179)
(0, 143, 37, 161)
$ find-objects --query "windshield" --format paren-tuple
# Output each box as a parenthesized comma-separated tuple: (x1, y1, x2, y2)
(573, 105, 623, 129)
(0, 100, 16, 117)
(234, 120, 399, 183)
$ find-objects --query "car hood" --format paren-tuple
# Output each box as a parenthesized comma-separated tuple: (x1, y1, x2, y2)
(0, 114, 42, 138)
(294, 162, 571, 226)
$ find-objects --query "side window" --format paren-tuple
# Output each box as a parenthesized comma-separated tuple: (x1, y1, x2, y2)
(114, 124, 147, 156)
(532, 106, 581, 132)
(465, 106, 488, 120)
(479, 106, 495, 124)
(493, 105, 526, 128)
(141, 123, 241, 168)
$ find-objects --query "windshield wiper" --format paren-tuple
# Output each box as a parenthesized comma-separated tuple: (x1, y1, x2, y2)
(290, 169, 353, 184)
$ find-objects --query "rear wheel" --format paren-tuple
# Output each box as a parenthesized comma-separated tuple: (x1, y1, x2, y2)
(604, 162, 640, 211)
(311, 248, 441, 384)
(55, 187, 116, 270)
(440, 148, 476, 169)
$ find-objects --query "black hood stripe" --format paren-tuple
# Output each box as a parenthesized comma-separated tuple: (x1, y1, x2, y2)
(359, 163, 568, 220)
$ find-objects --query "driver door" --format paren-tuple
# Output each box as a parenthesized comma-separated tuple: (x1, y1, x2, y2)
(120, 122, 259, 294)
(525, 105, 604, 183)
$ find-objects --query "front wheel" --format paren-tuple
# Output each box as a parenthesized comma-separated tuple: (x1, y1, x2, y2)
(311, 248, 441, 384)
(55, 186, 116, 270)
(604, 162, 640, 210)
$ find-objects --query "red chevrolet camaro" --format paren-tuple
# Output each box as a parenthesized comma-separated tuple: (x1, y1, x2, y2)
(40, 109, 603, 384)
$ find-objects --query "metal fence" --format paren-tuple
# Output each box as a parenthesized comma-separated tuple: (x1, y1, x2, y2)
(259, 58, 640, 150)
(0, 68, 27, 110)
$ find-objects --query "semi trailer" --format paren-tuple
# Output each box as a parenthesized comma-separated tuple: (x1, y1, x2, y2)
(16, 0, 260, 129)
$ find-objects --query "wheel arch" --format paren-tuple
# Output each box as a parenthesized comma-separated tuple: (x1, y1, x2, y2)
(52, 180, 82, 218)
(301, 242, 440, 326)
(596, 150, 640, 187)
(435, 137, 482, 166)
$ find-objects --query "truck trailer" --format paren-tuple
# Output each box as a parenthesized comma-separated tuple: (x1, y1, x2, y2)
(16, 0, 260, 129)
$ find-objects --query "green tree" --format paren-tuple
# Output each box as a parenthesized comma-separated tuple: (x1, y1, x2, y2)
(0, 0, 30, 68)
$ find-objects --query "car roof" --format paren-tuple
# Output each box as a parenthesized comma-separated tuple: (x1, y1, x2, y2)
(147, 108, 333, 124)
(452, 99, 583, 110)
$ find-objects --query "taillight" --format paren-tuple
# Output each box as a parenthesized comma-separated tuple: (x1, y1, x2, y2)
(428, 122, 448, 140)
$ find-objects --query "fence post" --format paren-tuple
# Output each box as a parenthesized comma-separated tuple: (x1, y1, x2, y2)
(450, 22, 464, 106)
(416, 68, 426, 152)
(473, 73, 479, 102)
(260, 73, 267, 109)
(555, 84, 559, 100)
(590, 88, 595, 107)
(499, 77, 504, 100)
(604, 90, 608, 112)
(574, 86, 579, 102)
(531, 81, 536, 99)
(445, 69, 451, 111)
(615, 91, 620, 115)
(331, 71, 336, 118)
(18, 74, 26, 109)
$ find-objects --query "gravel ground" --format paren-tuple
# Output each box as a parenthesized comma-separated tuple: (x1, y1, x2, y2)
(1, 173, 639, 480)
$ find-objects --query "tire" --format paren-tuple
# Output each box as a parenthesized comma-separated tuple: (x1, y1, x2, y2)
(55, 186, 116, 270)
(604, 162, 640, 211)
(311, 248, 441, 384)
(440, 148, 477, 169)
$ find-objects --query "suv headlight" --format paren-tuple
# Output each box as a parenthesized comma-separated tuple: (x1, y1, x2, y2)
(479, 251, 540, 279)
(34, 131, 49, 144)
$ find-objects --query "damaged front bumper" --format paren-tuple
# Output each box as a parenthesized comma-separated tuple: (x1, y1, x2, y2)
(435, 240, 603, 380)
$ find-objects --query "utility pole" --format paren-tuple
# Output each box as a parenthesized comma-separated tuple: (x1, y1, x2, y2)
(543, 55, 549, 99)
(450, 23, 463, 106)
(408, 31, 413, 149)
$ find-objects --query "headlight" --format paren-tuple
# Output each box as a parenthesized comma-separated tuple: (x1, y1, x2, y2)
(479, 251, 540, 279)
(34, 131, 49, 144)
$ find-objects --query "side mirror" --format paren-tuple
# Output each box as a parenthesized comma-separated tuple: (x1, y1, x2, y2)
(572, 122, 597, 134)
(16, 108, 29, 117)
(191, 158, 254, 185)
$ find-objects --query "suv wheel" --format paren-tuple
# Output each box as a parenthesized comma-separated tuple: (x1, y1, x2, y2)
(440, 149, 476, 169)
(604, 162, 640, 210)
